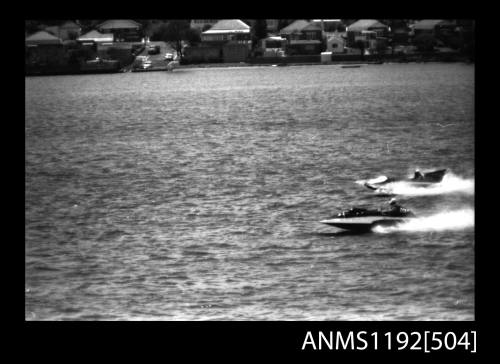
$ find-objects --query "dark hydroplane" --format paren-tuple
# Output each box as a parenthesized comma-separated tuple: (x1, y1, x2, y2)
(320, 199, 415, 232)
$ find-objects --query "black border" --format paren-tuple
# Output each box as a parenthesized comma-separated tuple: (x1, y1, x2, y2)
(21, 4, 491, 361)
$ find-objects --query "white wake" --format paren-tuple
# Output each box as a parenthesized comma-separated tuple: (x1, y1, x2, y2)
(358, 172, 474, 196)
(373, 208, 475, 233)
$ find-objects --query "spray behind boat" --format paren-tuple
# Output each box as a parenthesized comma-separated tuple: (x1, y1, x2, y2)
(322, 168, 474, 232)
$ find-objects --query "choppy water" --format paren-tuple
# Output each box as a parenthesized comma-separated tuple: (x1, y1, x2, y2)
(25, 63, 474, 320)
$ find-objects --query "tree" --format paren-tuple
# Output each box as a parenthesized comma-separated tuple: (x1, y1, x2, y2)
(134, 19, 151, 29)
(413, 33, 436, 53)
(159, 20, 192, 58)
(253, 19, 267, 39)
(355, 39, 365, 60)
(251, 19, 268, 49)
(67, 30, 79, 41)
(184, 27, 201, 46)
(321, 34, 327, 52)
(150, 23, 168, 41)
(77, 20, 105, 34)
(375, 39, 387, 59)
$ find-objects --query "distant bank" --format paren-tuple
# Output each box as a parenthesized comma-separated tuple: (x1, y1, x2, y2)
(25, 52, 472, 76)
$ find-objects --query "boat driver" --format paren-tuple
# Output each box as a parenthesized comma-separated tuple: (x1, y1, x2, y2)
(387, 198, 406, 216)
(413, 169, 424, 180)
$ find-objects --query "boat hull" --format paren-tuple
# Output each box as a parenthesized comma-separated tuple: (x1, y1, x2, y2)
(320, 216, 407, 231)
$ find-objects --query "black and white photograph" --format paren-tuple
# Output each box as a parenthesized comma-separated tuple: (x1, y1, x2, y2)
(25, 19, 475, 323)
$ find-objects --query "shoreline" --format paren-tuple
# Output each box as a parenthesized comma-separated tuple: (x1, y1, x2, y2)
(122, 57, 474, 72)
(25, 57, 474, 76)
(148, 58, 473, 71)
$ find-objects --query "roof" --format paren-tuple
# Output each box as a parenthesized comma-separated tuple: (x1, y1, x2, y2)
(412, 19, 446, 30)
(303, 22, 323, 31)
(280, 20, 311, 34)
(78, 30, 114, 42)
(97, 19, 142, 30)
(347, 19, 388, 32)
(203, 19, 250, 33)
(25, 30, 62, 45)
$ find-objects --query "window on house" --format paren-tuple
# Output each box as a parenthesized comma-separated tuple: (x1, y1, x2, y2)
(305, 32, 317, 40)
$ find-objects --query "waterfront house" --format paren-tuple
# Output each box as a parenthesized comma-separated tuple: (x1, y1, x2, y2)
(201, 19, 251, 44)
(411, 20, 457, 42)
(96, 19, 142, 42)
(412, 19, 447, 36)
(202, 19, 251, 62)
(346, 19, 389, 47)
(26, 30, 63, 46)
(25, 31, 66, 68)
(410, 19, 460, 50)
(326, 34, 345, 53)
(185, 19, 251, 63)
(279, 20, 323, 55)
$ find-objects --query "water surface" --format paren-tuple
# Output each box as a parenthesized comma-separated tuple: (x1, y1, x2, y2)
(25, 63, 474, 320)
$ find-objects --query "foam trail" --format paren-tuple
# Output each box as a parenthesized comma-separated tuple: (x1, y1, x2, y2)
(373, 208, 474, 233)
(374, 172, 474, 196)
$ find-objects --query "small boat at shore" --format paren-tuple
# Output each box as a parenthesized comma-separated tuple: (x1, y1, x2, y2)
(166, 60, 180, 71)
(341, 65, 361, 68)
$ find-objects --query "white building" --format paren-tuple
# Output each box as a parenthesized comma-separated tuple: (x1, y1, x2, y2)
(326, 35, 345, 53)
(201, 19, 251, 44)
